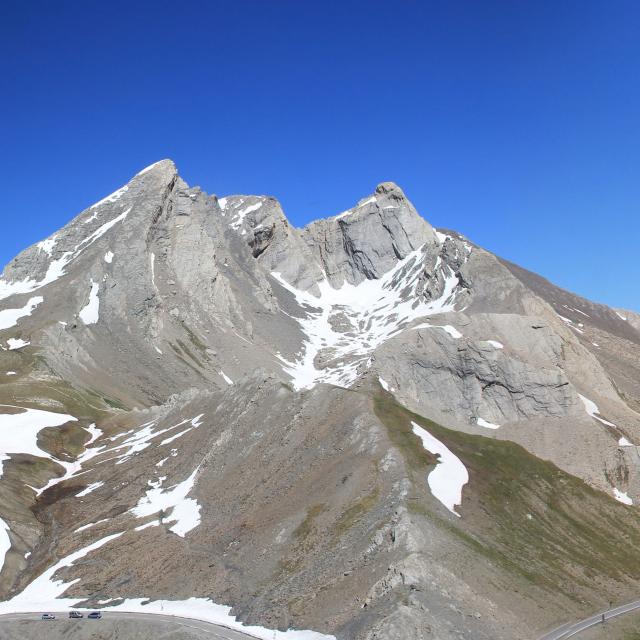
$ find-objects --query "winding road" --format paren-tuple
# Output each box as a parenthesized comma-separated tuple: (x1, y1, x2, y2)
(5, 602, 640, 639)
(539, 599, 640, 639)
(0, 610, 260, 639)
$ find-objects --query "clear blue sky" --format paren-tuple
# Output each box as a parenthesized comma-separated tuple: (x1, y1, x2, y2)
(1, 1, 638, 310)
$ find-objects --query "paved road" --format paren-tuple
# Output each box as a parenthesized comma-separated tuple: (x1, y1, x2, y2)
(538, 600, 640, 639)
(0, 610, 260, 639)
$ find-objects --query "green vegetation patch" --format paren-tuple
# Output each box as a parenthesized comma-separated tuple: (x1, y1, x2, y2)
(0, 375, 124, 421)
(180, 321, 210, 360)
(331, 488, 380, 545)
(373, 389, 640, 599)
(293, 503, 327, 541)
(38, 422, 89, 459)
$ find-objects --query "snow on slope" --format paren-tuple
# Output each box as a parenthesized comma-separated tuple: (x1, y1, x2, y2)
(0, 406, 77, 478)
(35, 424, 105, 496)
(0, 296, 43, 331)
(109, 416, 202, 465)
(578, 394, 617, 427)
(131, 468, 201, 537)
(89, 185, 129, 210)
(412, 322, 463, 339)
(411, 421, 468, 517)
(0, 532, 335, 639)
(272, 244, 465, 390)
(220, 370, 233, 385)
(230, 201, 263, 230)
(476, 417, 501, 430)
(0, 207, 131, 302)
(613, 488, 633, 505)
(0, 518, 10, 574)
(75, 481, 104, 497)
(0, 532, 125, 608)
(6, 338, 30, 350)
(78, 280, 100, 325)
(6, 338, 29, 350)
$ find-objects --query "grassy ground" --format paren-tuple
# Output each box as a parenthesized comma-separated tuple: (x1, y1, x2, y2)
(372, 388, 640, 604)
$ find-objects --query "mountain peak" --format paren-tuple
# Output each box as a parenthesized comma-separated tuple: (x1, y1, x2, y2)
(375, 181, 405, 198)
(135, 159, 177, 177)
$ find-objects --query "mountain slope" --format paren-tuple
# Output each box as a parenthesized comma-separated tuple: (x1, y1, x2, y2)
(0, 161, 639, 639)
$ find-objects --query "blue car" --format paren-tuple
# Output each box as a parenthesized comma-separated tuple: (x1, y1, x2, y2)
(88, 611, 102, 619)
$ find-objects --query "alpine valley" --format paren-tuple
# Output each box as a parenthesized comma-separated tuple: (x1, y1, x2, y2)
(1, 160, 639, 639)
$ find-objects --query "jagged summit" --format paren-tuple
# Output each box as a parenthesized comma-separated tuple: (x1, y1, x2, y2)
(136, 158, 177, 175)
(375, 180, 405, 196)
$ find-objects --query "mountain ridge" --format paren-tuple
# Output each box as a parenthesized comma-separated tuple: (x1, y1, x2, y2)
(0, 160, 639, 639)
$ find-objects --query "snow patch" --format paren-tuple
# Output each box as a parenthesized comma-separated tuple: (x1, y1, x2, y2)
(7, 338, 30, 350)
(0, 532, 124, 609)
(413, 323, 462, 339)
(230, 201, 263, 230)
(131, 468, 201, 537)
(159, 428, 194, 446)
(220, 370, 233, 385)
(411, 421, 468, 517)
(476, 417, 500, 430)
(0, 296, 43, 331)
(75, 481, 104, 498)
(74, 519, 109, 533)
(378, 377, 394, 392)
(333, 195, 378, 220)
(0, 518, 10, 574)
(36, 236, 58, 256)
(578, 394, 617, 428)
(613, 488, 633, 505)
(616, 312, 628, 321)
(0, 405, 76, 479)
(619, 437, 634, 447)
(486, 340, 504, 349)
(104, 251, 114, 263)
(90, 186, 128, 210)
(79, 281, 100, 325)
(150, 253, 156, 287)
(105, 417, 202, 466)
(138, 161, 162, 175)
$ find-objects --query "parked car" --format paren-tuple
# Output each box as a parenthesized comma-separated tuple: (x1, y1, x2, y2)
(69, 611, 83, 618)
(87, 611, 102, 619)
(41, 613, 55, 620)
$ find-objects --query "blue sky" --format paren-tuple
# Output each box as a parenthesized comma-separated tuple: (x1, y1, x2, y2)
(1, 1, 638, 310)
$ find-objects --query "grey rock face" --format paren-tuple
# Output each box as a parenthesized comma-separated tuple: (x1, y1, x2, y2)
(301, 183, 439, 288)
(379, 324, 580, 425)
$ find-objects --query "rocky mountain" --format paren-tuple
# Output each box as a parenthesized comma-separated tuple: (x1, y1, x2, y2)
(0, 159, 639, 639)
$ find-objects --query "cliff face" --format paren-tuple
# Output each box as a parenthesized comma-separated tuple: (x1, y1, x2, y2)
(0, 160, 639, 639)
